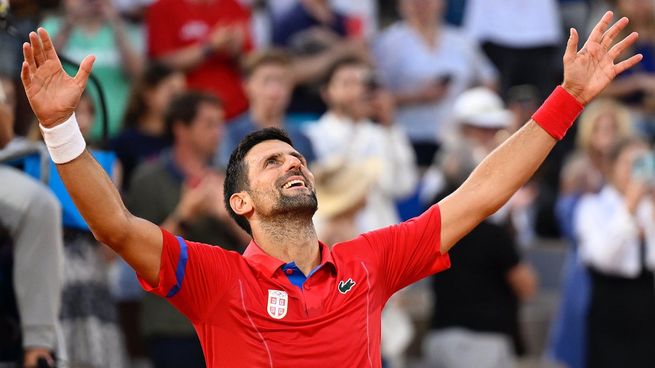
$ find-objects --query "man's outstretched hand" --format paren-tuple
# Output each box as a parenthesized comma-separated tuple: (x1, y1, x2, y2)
(20, 28, 95, 127)
(562, 11, 642, 105)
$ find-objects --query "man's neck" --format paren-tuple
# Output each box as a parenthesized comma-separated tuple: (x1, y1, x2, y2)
(172, 144, 209, 180)
(253, 216, 320, 276)
(250, 107, 284, 129)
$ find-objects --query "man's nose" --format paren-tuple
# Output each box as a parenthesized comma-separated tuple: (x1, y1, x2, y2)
(285, 155, 303, 171)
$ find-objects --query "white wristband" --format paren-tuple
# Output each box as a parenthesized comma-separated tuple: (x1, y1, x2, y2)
(39, 113, 87, 164)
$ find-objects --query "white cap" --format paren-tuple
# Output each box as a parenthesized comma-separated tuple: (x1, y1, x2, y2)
(453, 87, 512, 129)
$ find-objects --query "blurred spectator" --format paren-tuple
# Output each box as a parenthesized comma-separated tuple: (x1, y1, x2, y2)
(423, 140, 537, 368)
(575, 138, 655, 368)
(304, 58, 417, 232)
(146, 0, 252, 121)
(0, 73, 63, 367)
(272, 0, 369, 117)
(330, 0, 379, 38)
(41, 0, 144, 141)
(112, 0, 154, 21)
(601, 0, 655, 138)
(216, 49, 315, 168)
(313, 159, 380, 245)
(110, 63, 186, 191)
(421, 87, 511, 215)
(0, 0, 58, 78)
(125, 92, 248, 367)
(464, 0, 561, 100)
(548, 99, 634, 368)
(251, 0, 378, 48)
(374, 0, 498, 167)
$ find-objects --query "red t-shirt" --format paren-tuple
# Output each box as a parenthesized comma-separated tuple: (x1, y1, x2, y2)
(138, 205, 450, 367)
(146, 0, 251, 119)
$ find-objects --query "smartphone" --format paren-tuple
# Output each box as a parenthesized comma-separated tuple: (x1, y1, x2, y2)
(632, 152, 655, 184)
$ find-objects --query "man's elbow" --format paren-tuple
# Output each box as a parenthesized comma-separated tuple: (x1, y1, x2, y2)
(89, 213, 133, 251)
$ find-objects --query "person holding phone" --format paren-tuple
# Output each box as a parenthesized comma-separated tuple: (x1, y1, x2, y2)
(373, 0, 498, 166)
(575, 138, 655, 368)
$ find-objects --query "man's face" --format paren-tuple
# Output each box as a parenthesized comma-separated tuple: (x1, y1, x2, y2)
(177, 102, 224, 159)
(243, 140, 317, 219)
(246, 64, 293, 117)
(325, 64, 372, 120)
(400, 0, 444, 23)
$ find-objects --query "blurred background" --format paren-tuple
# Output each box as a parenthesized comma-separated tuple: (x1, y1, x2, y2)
(1, 0, 655, 367)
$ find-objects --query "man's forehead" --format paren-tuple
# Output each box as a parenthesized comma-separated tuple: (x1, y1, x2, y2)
(244, 140, 298, 162)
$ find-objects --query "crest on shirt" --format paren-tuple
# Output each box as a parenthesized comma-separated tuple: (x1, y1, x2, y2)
(267, 289, 288, 319)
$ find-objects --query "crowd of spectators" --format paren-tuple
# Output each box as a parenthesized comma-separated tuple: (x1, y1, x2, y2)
(1, 0, 655, 367)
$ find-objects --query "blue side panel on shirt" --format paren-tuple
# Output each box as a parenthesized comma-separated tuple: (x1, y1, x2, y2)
(166, 236, 189, 298)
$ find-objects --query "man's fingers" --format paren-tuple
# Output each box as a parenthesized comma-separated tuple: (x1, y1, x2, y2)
(74, 55, 96, 88)
(609, 32, 639, 60)
(587, 11, 613, 44)
(564, 28, 579, 62)
(37, 27, 60, 63)
(20, 61, 32, 90)
(29, 32, 46, 67)
(615, 54, 643, 75)
(22, 42, 37, 74)
(601, 17, 629, 49)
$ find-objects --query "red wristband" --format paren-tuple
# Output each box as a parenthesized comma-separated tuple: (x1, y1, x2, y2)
(531, 86, 584, 140)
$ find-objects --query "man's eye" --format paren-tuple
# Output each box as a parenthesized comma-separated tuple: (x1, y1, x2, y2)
(266, 158, 278, 166)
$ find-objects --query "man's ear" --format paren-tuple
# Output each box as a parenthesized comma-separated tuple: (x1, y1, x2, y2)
(230, 191, 253, 217)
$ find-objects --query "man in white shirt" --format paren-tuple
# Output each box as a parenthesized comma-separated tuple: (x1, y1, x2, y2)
(304, 58, 417, 233)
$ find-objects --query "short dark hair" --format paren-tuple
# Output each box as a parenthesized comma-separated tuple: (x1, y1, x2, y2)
(323, 56, 368, 88)
(164, 91, 221, 142)
(224, 128, 294, 235)
(241, 49, 292, 79)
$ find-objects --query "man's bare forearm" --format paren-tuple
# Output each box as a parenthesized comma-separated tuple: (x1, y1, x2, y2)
(56, 150, 162, 283)
(56, 150, 131, 244)
(439, 121, 556, 251)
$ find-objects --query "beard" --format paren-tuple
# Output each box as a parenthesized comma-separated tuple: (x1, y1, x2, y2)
(273, 188, 318, 216)
(250, 170, 319, 219)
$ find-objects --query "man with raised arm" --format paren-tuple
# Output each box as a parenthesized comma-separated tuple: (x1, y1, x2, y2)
(20, 12, 641, 367)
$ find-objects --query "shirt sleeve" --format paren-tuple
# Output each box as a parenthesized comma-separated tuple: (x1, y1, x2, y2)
(362, 204, 450, 297)
(137, 228, 237, 322)
(575, 194, 641, 277)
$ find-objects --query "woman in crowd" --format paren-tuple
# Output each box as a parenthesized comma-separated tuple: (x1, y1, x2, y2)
(575, 138, 655, 368)
(548, 99, 634, 368)
(110, 63, 186, 191)
(41, 0, 144, 141)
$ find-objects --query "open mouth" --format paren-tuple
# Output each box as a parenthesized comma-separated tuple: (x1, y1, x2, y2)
(282, 179, 306, 189)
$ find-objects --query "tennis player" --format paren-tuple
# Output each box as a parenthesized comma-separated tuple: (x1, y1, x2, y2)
(20, 12, 641, 367)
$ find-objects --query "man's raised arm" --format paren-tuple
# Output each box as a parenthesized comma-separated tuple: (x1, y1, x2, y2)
(439, 12, 642, 253)
(20, 28, 162, 285)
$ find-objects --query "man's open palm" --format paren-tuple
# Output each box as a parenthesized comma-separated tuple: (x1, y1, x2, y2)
(562, 11, 642, 105)
(20, 28, 95, 127)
